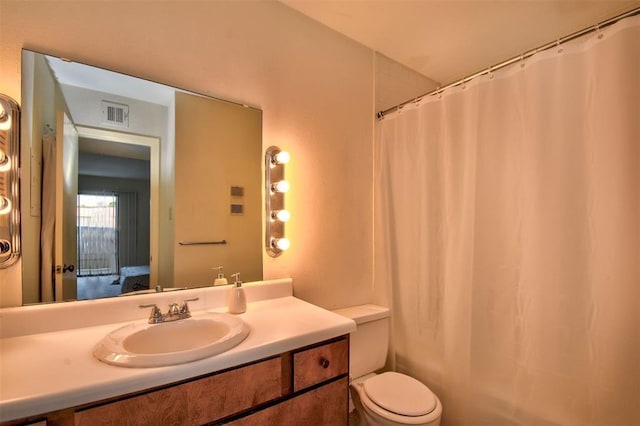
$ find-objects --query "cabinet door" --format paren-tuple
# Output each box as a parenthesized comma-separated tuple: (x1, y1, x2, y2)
(75, 357, 282, 426)
(229, 377, 348, 426)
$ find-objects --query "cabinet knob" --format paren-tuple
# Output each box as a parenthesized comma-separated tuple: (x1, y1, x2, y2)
(320, 358, 330, 369)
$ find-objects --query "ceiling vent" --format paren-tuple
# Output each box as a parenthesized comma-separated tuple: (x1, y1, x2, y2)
(101, 101, 129, 127)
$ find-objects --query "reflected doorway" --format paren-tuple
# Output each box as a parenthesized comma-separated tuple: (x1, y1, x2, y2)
(75, 127, 160, 300)
(76, 193, 122, 300)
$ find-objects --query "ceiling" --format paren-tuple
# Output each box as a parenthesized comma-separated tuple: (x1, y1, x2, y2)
(46, 55, 175, 106)
(281, 1, 640, 85)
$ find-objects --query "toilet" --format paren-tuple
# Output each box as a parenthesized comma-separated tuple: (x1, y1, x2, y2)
(333, 304, 442, 426)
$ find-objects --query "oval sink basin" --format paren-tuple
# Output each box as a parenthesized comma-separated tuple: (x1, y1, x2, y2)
(94, 312, 250, 368)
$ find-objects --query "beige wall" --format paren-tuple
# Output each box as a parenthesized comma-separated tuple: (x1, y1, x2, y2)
(0, 1, 376, 309)
(174, 92, 262, 286)
(375, 52, 439, 114)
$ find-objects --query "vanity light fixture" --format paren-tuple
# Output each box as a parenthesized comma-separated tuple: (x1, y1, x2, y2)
(271, 180, 290, 194)
(0, 93, 20, 268)
(265, 146, 290, 257)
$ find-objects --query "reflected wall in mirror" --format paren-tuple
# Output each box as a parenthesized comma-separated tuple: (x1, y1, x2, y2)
(20, 50, 263, 305)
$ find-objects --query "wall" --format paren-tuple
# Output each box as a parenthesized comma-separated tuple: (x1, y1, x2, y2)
(174, 92, 262, 286)
(375, 52, 439, 113)
(0, 1, 375, 309)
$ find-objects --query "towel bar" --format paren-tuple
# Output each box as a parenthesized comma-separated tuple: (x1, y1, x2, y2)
(178, 240, 227, 246)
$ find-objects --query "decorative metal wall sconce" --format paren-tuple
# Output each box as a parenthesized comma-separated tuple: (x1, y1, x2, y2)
(0, 94, 21, 267)
(265, 146, 290, 257)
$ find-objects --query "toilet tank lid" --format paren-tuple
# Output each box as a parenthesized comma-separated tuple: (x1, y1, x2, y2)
(332, 304, 389, 324)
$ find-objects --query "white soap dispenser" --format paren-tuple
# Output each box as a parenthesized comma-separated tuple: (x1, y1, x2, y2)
(213, 266, 228, 286)
(227, 273, 246, 314)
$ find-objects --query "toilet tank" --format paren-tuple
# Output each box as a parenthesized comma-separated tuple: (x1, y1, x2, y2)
(333, 304, 390, 379)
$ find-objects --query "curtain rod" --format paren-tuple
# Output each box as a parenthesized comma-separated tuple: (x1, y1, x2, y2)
(377, 7, 640, 119)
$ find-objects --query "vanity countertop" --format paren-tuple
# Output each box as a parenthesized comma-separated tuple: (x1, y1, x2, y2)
(0, 279, 356, 423)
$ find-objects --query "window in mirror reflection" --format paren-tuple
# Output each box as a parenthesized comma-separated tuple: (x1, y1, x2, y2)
(77, 194, 118, 277)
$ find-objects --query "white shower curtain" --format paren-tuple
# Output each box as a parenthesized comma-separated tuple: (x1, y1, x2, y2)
(374, 15, 639, 426)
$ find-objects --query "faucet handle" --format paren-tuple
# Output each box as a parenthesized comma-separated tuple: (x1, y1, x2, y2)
(168, 302, 181, 317)
(180, 297, 200, 317)
(139, 303, 163, 323)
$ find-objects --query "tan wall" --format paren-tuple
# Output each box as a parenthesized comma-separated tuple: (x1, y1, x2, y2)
(0, 1, 374, 309)
(375, 52, 439, 114)
(174, 92, 262, 286)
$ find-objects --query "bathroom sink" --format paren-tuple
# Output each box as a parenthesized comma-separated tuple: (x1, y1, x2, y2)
(94, 312, 250, 367)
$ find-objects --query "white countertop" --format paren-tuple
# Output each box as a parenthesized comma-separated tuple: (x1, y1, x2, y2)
(0, 279, 356, 422)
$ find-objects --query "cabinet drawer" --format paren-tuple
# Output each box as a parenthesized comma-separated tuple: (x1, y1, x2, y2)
(75, 357, 282, 426)
(229, 377, 349, 426)
(293, 338, 348, 392)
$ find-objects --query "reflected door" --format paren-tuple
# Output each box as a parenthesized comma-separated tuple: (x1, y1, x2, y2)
(55, 112, 78, 300)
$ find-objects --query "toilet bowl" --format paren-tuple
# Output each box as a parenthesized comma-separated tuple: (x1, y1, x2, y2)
(332, 305, 443, 426)
(351, 372, 442, 426)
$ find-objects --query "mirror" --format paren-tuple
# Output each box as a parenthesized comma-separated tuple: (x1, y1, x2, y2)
(20, 49, 263, 305)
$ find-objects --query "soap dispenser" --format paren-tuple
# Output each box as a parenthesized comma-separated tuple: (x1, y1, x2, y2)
(213, 266, 228, 286)
(227, 273, 246, 314)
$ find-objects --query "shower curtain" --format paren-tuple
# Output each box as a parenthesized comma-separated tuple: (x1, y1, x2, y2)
(374, 15, 639, 426)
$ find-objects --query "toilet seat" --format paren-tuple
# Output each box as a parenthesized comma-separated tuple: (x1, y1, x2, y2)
(352, 372, 442, 425)
(364, 372, 437, 417)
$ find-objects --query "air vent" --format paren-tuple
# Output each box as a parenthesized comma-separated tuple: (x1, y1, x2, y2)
(101, 101, 129, 127)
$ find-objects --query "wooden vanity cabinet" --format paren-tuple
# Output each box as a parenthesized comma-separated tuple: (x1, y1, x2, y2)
(75, 356, 284, 425)
(231, 338, 349, 426)
(4, 336, 349, 426)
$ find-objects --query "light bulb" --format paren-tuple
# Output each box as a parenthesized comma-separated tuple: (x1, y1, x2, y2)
(0, 150, 9, 172)
(272, 209, 290, 222)
(272, 180, 290, 193)
(0, 107, 10, 131)
(272, 237, 290, 251)
(0, 197, 11, 215)
(273, 150, 290, 165)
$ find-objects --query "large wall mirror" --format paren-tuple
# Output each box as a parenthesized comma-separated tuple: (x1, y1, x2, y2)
(20, 49, 263, 305)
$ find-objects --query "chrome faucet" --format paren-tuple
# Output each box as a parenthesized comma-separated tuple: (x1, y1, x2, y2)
(139, 297, 199, 324)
